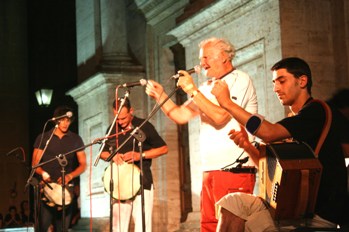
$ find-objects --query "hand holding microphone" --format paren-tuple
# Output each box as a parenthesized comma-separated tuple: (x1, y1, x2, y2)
(145, 66, 200, 101)
(145, 80, 165, 102)
(176, 66, 201, 96)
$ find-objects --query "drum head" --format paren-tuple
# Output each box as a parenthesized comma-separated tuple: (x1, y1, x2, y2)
(103, 162, 141, 200)
(43, 183, 72, 206)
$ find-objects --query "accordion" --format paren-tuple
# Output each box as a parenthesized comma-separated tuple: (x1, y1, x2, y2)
(258, 141, 322, 220)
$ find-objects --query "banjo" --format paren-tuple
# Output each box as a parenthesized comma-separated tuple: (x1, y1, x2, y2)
(103, 162, 141, 200)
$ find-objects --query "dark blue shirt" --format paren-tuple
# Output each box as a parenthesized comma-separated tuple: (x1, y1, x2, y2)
(34, 128, 85, 181)
(103, 116, 167, 190)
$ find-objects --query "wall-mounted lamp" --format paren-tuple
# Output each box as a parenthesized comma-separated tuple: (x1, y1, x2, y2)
(35, 89, 53, 107)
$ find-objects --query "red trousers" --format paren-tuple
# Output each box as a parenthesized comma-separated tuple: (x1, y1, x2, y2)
(200, 170, 256, 232)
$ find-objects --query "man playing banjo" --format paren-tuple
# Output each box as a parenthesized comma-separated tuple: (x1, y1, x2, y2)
(100, 98, 168, 232)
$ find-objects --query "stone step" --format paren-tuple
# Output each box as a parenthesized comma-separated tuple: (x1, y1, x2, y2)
(69, 213, 201, 232)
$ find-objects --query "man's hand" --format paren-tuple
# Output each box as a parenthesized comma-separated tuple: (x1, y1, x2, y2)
(229, 124, 260, 166)
(122, 151, 141, 163)
(112, 153, 125, 165)
(42, 171, 52, 182)
(145, 80, 164, 102)
(177, 70, 198, 95)
(57, 174, 73, 185)
(228, 125, 251, 150)
(211, 80, 231, 108)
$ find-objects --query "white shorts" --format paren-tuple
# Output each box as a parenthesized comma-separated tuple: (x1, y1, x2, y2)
(215, 192, 277, 232)
(215, 192, 338, 232)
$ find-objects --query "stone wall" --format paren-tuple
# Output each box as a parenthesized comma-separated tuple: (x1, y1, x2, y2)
(152, 0, 349, 229)
(67, 72, 146, 219)
(166, 0, 284, 223)
(279, 0, 349, 99)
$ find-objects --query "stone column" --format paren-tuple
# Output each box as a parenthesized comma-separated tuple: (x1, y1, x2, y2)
(67, 71, 145, 230)
(73, 0, 146, 230)
(99, 0, 143, 73)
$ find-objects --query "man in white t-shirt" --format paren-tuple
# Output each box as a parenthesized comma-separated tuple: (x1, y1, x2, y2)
(146, 37, 258, 232)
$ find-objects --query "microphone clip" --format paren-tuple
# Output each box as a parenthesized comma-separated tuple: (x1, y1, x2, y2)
(235, 156, 249, 168)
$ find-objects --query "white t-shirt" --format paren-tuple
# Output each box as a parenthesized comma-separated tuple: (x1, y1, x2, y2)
(191, 69, 258, 171)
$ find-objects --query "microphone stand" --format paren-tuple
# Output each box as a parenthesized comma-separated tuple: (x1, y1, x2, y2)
(29, 177, 40, 231)
(93, 91, 130, 167)
(25, 125, 58, 190)
(31, 139, 102, 232)
(105, 86, 180, 162)
(105, 86, 181, 232)
(96, 93, 129, 232)
(133, 129, 146, 231)
(58, 154, 68, 231)
(25, 124, 58, 232)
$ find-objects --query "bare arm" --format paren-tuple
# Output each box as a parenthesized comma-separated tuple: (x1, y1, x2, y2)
(146, 80, 198, 124)
(100, 145, 168, 164)
(100, 151, 124, 164)
(57, 150, 86, 185)
(68, 150, 86, 179)
(32, 149, 51, 181)
(188, 89, 232, 125)
(228, 125, 260, 167)
(212, 80, 290, 143)
(122, 145, 168, 163)
(176, 70, 232, 126)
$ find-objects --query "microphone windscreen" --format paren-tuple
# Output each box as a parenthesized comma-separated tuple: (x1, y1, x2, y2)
(66, 111, 73, 118)
(140, 79, 148, 86)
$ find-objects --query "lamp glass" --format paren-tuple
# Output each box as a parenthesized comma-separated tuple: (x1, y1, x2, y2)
(35, 89, 53, 106)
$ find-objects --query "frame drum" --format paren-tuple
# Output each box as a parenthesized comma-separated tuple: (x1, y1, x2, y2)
(43, 182, 72, 207)
(103, 162, 141, 200)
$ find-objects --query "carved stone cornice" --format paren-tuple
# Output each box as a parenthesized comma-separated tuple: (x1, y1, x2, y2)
(67, 71, 145, 101)
(129, 0, 189, 26)
(100, 53, 144, 73)
(167, 0, 266, 46)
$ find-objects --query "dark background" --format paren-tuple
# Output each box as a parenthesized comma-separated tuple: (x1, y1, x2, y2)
(27, 0, 79, 142)
(0, 0, 79, 216)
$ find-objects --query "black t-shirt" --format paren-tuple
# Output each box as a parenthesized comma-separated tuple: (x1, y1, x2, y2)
(278, 100, 349, 224)
(103, 116, 167, 190)
(34, 128, 85, 181)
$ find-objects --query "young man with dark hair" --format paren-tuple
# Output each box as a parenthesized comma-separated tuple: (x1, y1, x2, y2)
(208, 57, 349, 231)
(32, 106, 86, 232)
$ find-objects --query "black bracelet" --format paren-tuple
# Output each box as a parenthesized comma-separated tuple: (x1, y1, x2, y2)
(245, 114, 264, 135)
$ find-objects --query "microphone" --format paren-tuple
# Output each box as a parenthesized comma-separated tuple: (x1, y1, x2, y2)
(49, 111, 73, 121)
(119, 79, 148, 88)
(5, 147, 21, 156)
(172, 67, 197, 79)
